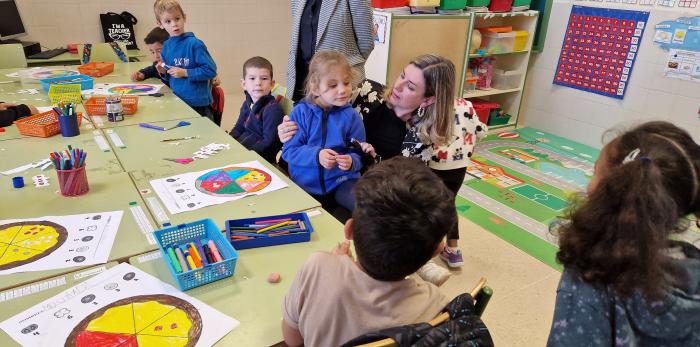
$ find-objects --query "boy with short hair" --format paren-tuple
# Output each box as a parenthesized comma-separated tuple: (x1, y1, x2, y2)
(282, 157, 455, 347)
(230, 56, 285, 164)
(130, 27, 169, 85)
(153, 0, 217, 120)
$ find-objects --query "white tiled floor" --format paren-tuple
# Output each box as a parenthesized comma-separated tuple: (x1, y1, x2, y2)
(439, 216, 560, 346)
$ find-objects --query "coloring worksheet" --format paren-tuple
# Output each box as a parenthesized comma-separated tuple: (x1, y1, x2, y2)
(0, 211, 123, 275)
(85, 83, 165, 96)
(150, 161, 288, 215)
(0, 263, 238, 347)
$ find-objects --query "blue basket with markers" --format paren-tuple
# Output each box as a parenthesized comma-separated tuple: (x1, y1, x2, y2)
(40, 74, 94, 92)
(154, 219, 238, 291)
(225, 212, 313, 250)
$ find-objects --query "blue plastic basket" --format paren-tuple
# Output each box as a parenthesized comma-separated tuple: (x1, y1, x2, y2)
(225, 212, 313, 250)
(154, 219, 238, 291)
(40, 74, 94, 92)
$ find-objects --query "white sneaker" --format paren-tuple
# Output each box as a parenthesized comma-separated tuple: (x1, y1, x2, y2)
(416, 260, 451, 286)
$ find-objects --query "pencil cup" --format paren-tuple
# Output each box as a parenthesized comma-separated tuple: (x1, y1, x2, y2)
(58, 115, 80, 137)
(56, 165, 89, 197)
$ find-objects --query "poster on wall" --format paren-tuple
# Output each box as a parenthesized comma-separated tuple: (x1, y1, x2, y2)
(653, 17, 700, 51)
(664, 49, 700, 82)
(553, 6, 650, 99)
(373, 13, 388, 44)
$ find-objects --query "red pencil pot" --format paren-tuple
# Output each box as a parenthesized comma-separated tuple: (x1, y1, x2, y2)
(56, 165, 89, 197)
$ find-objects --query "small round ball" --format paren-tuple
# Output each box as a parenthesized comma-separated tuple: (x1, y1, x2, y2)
(268, 272, 281, 284)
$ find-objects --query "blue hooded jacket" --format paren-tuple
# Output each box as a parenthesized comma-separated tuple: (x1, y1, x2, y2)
(282, 100, 365, 195)
(161, 32, 217, 107)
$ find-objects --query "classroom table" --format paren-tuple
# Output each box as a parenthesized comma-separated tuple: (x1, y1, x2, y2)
(0, 173, 158, 290)
(26, 49, 145, 66)
(128, 208, 345, 346)
(0, 262, 118, 346)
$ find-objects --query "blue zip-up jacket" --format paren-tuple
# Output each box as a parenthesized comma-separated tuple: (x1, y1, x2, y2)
(161, 32, 217, 107)
(230, 92, 284, 165)
(282, 100, 365, 195)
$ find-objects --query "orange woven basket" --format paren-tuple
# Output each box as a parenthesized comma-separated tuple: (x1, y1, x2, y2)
(84, 96, 139, 116)
(78, 62, 115, 77)
(15, 110, 84, 138)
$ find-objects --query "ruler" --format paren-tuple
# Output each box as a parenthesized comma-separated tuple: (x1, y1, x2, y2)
(0, 277, 67, 302)
(106, 129, 126, 148)
(93, 130, 111, 152)
(146, 196, 169, 224)
(128, 202, 156, 245)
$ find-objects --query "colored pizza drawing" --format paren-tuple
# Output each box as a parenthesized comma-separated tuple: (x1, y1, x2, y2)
(30, 69, 79, 80)
(107, 84, 158, 95)
(0, 221, 68, 271)
(65, 294, 202, 347)
(195, 166, 272, 197)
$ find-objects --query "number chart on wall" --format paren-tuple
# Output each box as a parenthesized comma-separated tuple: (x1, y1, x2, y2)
(553, 6, 650, 99)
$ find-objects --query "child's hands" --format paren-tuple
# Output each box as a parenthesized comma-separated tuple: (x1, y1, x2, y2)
(336, 154, 353, 171)
(318, 149, 338, 169)
(212, 76, 221, 87)
(28, 105, 39, 115)
(167, 67, 188, 78)
(278, 115, 298, 143)
(130, 71, 145, 81)
(155, 64, 167, 75)
(360, 142, 377, 158)
(332, 240, 354, 259)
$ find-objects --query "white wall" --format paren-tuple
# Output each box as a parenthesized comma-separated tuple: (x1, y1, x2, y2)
(521, 1, 700, 148)
(15, 0, 293, 131)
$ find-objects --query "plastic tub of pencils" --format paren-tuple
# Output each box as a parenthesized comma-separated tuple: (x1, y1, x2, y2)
(52, 146, 89, 197)
(154, 219, 238, 291)
(225, 213, 314, 250)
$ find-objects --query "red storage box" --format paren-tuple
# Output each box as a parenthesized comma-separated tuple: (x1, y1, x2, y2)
(372, 0, 408, 7)
(467, 98, 500, 124)
(488, 0, 512, 12)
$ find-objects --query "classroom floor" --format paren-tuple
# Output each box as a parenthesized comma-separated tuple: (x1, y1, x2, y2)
(438, 215, 560, 346)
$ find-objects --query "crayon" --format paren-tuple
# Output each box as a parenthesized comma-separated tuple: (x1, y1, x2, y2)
(230, 231, 268, 237)
(231, 235, 252, 240)
(166, 246, 182, 273)
(195, 239, 209, 266)
(256, 221, 291, 234)
(184, 250, 197, 270)
(207, 239, 223, 262)
(202, 244, 214, 263)
(174, 246, 189, 272)
(268, 231, 290, 236)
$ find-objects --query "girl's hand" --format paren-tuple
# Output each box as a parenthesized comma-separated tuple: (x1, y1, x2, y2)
(360, 142, 376, 158)
(336, 154, 353, 171)
(278, 115, 298, 143)
(167, 67, 188, 78)
(318, 149, 338, 169)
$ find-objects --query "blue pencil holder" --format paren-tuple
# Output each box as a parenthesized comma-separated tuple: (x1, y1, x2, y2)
(40, 74, 94, 92)
(225, 212, 314, 250)
(154, 219, 238, 291)
(58, 115, 80, 137)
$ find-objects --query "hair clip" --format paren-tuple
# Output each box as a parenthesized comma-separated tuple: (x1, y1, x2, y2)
(622, 148, 641, 164)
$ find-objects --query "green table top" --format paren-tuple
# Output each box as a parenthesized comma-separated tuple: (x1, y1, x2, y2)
(0, 262, 118, 346)
(106, 117, 244, 172)
(0, 172, 158, 290)
(26, 49, 145, 66)
(128, 209, 345, 346)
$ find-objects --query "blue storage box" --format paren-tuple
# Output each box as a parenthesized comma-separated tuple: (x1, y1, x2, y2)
(154, 219, 238, 291)
(40, 74, 94, 92)
(225, 213, 313, 250)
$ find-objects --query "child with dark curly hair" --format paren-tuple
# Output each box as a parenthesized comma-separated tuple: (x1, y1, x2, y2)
(547, 121, 700, 346)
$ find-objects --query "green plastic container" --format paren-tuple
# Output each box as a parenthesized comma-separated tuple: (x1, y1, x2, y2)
(487, 110, 512, 126)
(440, 0, 467, 9)
(466, 0, 490, 7)
(512, 0, 531, 7)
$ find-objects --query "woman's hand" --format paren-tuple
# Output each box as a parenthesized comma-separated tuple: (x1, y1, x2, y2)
(336, 154, 353, 171)
(360, 142, 377, 158)
(318, 149, 338, 169)
(278, 115, 298, 143)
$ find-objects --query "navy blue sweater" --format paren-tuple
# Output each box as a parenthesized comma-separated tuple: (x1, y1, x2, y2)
(230, 93, 284, 164)
(161, 32, 217, 107)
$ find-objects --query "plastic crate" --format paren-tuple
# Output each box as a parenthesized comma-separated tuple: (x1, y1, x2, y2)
(466, 0, 490, 6)
(480, 31, 516, 54)
(48, 84, 83, 104)
(513, 31, 529, 51)
(372, 0, 408, 7)
(84, 96, 139, 116)
(40, 74, 93, 92)
(491, 68, 523, 89)
(225, 213, 313, 250)
(488, 110, 512, 126)
(15, 110, 83, 138)
(409, 0, 440, 5)
(440, 0, 467, 9)
(78, 62, 114, 77)
(154, 219, 238, 291)
(512, 0, 531, 7)
(467, 98, 500, 124)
